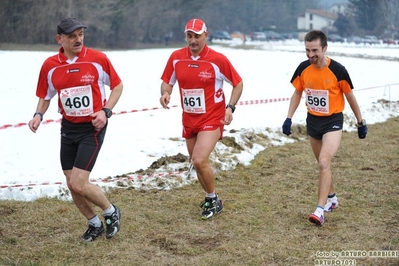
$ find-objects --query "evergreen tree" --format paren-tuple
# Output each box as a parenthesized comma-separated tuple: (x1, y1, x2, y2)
(348, 0, 380, 33)
(333, 13, 355, 37)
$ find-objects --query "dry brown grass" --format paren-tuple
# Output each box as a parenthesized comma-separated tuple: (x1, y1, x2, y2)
(1, 117, 399, 266)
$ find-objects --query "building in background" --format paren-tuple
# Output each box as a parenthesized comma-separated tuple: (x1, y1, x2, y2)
(297, 9, 338, 32)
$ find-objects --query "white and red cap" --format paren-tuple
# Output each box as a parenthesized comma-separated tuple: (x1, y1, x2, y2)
(184, 19, 207, 34)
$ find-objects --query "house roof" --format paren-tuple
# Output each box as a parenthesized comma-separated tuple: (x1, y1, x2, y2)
(305, 9, 338, 20)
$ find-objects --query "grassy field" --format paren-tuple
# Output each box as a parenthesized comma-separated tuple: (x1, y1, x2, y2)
(1, 116, 398, 265)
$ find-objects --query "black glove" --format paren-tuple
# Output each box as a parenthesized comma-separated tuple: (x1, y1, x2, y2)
(282, 118, 292, 136)
(358, 124, 368, 139)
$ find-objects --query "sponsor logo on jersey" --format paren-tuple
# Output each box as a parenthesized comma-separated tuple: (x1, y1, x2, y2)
(61, 90, 69, 97)
(215, 88, 223, 98)
(68, 68, 80, 73)
(80, 72, 95, 84)
(199, 71, 212, 81)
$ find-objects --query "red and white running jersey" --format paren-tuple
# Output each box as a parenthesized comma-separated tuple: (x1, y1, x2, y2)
(36, 46, 121, 123)
(161, 45, 242, 127)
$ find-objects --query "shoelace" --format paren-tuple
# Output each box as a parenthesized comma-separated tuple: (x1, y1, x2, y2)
(85, 225, 101, 235)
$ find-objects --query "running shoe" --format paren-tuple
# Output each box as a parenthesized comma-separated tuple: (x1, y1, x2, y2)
(81, 223, 105, 242)
(200, 196, 223, 220)
(324, 198, 339, 212)
(103, 204, 121, 239)
(309, 212, 324, 226)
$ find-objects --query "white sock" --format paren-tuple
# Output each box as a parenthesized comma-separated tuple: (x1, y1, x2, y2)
(88, 215, 102, 227)
(330, 196, 338, 203)
(206, 192, 216, 198)
(103, 204, 115, 216)
(328, 193, 337, 202)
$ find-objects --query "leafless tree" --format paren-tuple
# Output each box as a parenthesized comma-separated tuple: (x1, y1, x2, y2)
(0, 0, 320, 48)
(378, 0, 399, 38)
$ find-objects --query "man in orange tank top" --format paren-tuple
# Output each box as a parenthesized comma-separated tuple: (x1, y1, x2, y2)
(282, 30, 368, 226)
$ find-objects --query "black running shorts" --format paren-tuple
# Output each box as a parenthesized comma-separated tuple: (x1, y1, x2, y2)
(60, 118, 107, 171)
(306, 112, 343, 140)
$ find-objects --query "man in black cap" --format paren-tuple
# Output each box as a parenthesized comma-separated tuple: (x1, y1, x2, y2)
(57, 17, 87, 35)
(28, 17, 123, 241)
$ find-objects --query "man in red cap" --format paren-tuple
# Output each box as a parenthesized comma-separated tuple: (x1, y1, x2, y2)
(28, 17, 123, 241)
(160, 18, 243, 220)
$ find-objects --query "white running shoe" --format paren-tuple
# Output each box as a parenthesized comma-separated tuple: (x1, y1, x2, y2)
(324, 198, 339, 212)
(309, 212, 324, 225)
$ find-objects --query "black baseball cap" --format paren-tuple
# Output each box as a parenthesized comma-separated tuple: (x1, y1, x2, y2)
(57, 17, 87, 35)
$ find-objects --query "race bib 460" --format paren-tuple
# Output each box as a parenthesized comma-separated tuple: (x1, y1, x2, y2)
(60, 85, 94, 116)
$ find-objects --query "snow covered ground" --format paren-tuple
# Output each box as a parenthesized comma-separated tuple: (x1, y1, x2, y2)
(1, 39, 399, 201)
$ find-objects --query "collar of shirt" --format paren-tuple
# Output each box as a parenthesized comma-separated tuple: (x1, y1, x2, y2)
(57, 46, 87, 63)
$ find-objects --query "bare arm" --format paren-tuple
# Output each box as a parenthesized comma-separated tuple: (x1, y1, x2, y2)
(345, 91, 363, 123)
(282, 89, 302, 136)
(160, 81, 173, 109)
(222, 81, 243, 125)
(104, 82, 123, 109)
(91, 81, 124, 129)
(286, 89, 303, 119)
(28, 98, 51, 133)
(227, 81, 243, 106)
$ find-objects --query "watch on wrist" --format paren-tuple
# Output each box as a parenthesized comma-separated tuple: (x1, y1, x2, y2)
(33, 112, 43, 121)
(226, 104, 236, 113)
(102, 108, 112, 118)
(357, 119, 366, 127)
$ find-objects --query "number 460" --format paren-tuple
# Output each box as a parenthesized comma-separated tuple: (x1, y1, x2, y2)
(64, 96, 90, 109)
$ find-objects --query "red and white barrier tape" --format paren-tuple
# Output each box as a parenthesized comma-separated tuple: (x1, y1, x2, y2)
(0, 181, 64, 189)
(0, 98, 291, 130)
(2, 83, 399, 130)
